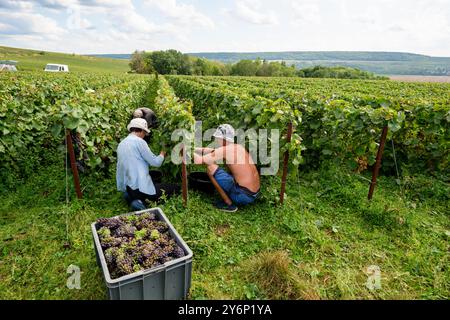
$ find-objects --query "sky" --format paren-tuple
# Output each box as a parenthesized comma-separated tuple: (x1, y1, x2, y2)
(0, 0, 449, 56)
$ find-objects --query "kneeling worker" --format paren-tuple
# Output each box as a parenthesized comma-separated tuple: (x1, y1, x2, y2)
(133, 107, 158, 129)
(194, 124, 260, 212)
(116, 118, 180, 210)
(132, 107, 158, 143)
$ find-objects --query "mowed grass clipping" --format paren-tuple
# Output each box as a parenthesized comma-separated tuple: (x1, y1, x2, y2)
(0, 46, 129, 74)
(0, 159, 448, 300)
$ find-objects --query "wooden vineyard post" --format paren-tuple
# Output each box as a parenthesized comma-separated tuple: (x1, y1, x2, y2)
(66, 130, 83, 199)
(181, 144, 188, 207)
(207, 171, 233, 206)
(368, 126, 389, 200)
(280, 122, 293, 205)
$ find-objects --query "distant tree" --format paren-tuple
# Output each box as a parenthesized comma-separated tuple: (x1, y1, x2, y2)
(191, 57, 227, 76)
(191, 58, 207, 75)
(211, 65, 224, 76)
(130, 50, 383, 80)
(231, 60, 259, 76)
(223, 64, 233, 76)
(145, 50, 191, 75)
(129, 49, 227, 76)
(256, 60, 272, 77)
(228, 59, 296, 77)
(297, 65, 387, 80)
(129, 50, 152, 74)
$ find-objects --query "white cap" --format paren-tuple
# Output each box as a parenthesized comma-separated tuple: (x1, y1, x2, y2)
(213, 124, 235, 142)
(127, 118, 150, 133)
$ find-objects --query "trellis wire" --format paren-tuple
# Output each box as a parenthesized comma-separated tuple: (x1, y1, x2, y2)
(391, 139, 404, 196)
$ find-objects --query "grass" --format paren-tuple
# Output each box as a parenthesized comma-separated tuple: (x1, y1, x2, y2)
(0, 46, 129, 74)
(0, 157, 448, 300)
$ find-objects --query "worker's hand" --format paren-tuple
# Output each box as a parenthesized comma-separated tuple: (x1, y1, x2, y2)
(160, 151, 166, 157)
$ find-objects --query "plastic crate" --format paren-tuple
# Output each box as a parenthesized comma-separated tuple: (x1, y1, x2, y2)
(91, 207, 193, 300)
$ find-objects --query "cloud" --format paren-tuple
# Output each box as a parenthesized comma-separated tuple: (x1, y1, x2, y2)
(390, 6, 450, 46)
(291, 1, 322, 26)
(32, 0, 78, 9)
(228, 0, 278, 25)
(66, 6, 94, 30)
(0, 0, 33, 10)
(144, 0, 215, 29)
(68, 1, 175, 37)
(0, 0, 449, 56)
(0, 0, 173, 53)
(27, 0, 135, 10)
(339, 0, 450, 47)
(0, 12, 65, 36)
(74, 0, 188, 39)
(0, 22, 12, 33)
(108, 9, 169, 36)
(387, 25, 406, 33)
(78, 0, 133, 8)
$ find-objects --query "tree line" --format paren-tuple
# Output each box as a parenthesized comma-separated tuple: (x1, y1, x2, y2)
(130, 50, 387, 80)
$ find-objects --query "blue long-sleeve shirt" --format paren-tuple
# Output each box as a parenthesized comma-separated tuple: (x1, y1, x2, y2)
(116, 134, 164, 195)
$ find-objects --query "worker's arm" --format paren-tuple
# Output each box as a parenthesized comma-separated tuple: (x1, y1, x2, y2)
(194, 147, 215, 155)
(138, 139, 164, 167)
(194, 147, 225, 165)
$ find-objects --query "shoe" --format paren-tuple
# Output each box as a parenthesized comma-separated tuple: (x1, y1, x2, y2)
(131, 199, 146, 211)
(215, 201, 238, 212)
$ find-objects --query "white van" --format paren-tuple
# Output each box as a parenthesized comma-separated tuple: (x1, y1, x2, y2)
(44, 64, 69, 72)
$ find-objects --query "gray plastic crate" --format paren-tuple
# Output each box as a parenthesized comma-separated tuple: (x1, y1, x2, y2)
(91, 207, 193, 300)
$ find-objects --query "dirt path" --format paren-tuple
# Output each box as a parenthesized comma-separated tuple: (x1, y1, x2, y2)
(389, 75, 450, 83)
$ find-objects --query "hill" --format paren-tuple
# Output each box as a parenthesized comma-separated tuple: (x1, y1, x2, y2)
(92, 51, 450, 76)
(0, 46, 129, 73)
(9, 46, 450, 76)
(189, 51, 440, 62)
(188, 51, 450, 76)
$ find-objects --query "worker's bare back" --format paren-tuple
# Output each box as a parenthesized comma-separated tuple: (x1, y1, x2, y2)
(215, 144, 260, 193)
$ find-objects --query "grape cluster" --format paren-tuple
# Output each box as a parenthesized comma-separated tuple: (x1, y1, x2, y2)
(97, 217, 124, 230)
(104, 247, 119, 265)
(98, 227, 123, 250)
(96, 212, 186, 279)
(173, 246, 185, 259)
(115, 224, 137, 238)
(116, 251, 134, 276)
(100, 236, 123, 250)
(153, 221, 169, 233)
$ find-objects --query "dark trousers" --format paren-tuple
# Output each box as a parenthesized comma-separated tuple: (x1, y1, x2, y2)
(126, 184, 181, 203)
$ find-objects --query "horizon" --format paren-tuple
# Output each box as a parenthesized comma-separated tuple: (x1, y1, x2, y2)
(0, 0, 449, 57)
(92, 50, 450, 58)
(5, 44, 450, 58)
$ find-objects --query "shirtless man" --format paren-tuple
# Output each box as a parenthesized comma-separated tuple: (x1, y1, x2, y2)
(194, 124, 260, 212)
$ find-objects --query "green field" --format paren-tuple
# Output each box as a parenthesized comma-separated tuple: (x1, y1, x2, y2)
(1, 161, 448, 299)
(0, 71, 448, 300)
(0, 46, 129, 73)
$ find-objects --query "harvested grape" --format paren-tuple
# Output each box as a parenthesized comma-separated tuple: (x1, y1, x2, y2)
(96, 213, 186, 279)
(115, 224, 137, 238)
(173, 246, 185, 259)
(97, 217, 124, 230)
